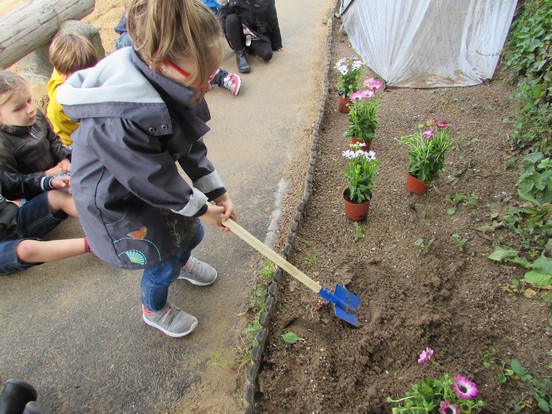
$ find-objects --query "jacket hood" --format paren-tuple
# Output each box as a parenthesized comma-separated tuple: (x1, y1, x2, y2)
(56, 48, 202, 127)
(57, 48, 165, 108)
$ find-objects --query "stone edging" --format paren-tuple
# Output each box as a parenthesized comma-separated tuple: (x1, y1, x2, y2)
(242, 5, 335, 414)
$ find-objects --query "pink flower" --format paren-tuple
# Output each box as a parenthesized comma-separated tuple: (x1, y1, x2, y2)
(428, 117, 455, 129)
(452, 375, 478, 400)
(349, 91, 364, 101)
(350, 89, 375, 101)
(363, 77, 383, 90)
(417, 347, 434, 364)
(421, 129, 434, 139)
(438, 400, 459, 414)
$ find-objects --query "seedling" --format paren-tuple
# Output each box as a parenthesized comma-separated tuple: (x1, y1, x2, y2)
(452, 233, 468, 251)
(282, 332, 305, 344)
(305, 249, 317, 266)
(414, 237, 435, 253)
(207, 352, 233, 369)
(353, 222, 365, 242)
(444, 192, 479, 215)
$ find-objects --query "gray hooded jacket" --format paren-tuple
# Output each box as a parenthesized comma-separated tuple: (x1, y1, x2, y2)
(57, 48, 226, 269)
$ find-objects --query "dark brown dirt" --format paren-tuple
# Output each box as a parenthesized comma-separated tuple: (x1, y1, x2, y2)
(255, 18, 550, 413)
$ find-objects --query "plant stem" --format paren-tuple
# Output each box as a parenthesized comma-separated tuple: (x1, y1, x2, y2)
(386, 395, 415, 403)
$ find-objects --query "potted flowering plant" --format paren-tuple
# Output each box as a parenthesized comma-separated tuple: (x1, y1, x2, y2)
(335, 57, 364, 112)
(340, 144, 378, 221)
(395, 118, 456, 194)
(343, 77, 384, 150)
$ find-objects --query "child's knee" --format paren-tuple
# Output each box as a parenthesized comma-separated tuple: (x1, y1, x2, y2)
(258, 49, 273, 62)
(15, 240, 37, 263)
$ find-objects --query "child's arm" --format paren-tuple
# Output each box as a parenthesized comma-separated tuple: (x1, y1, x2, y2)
(178, 137, 227, 202)
(0, 169, 54, 200)
(44, 161, 70, 176)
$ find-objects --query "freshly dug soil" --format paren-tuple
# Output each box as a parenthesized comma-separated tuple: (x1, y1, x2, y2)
(255, 17, 550, 413)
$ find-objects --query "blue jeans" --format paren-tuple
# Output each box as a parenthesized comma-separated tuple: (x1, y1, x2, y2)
(0, 192, 67, 275)
(140, 223, 204, 311)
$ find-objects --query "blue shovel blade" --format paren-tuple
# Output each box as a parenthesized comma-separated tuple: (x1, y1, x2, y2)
(318, 284, 360, 326)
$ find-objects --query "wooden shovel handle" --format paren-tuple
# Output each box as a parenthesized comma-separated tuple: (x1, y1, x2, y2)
(223, 219, 321, 293)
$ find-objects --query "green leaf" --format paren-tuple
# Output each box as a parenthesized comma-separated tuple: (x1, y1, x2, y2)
(447, 207, 457, 216)
(511, 359, 523, 375)
(282, 332, 305, 343)
(538, 398, 550, 412)
(531, 256, 552, 274)
(488, 245, 519, 261)
(522, 270, 552, 287)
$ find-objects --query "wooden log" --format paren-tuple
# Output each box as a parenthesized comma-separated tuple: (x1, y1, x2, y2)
(0, 0, 95, 69)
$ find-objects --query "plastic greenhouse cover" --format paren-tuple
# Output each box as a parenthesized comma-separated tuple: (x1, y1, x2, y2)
(340, 0, 518, 88)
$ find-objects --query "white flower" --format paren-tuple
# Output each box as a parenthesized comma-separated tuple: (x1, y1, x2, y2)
(342, 149, 356, 159)
(351, 60, 363, 70)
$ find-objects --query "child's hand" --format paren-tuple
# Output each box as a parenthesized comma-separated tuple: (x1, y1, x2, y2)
(59, 158, 71, 173)
(199, 203, 226, 228)
(44, 164, 61, 176)
(50, 176, 72, 194)
(212, 193, 236, 232)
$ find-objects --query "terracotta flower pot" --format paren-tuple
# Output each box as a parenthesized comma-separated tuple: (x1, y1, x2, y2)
(338, 95, 351, 113)
(351, 136, 371, 151)
(343, 188, 370, 221)
(406, 173, 428, 195)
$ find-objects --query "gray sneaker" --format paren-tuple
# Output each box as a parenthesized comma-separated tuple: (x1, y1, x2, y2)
(142, 303, 198, 338)
(178, 256, 218, 286)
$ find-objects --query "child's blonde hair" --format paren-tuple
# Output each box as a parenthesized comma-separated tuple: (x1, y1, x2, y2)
(49, 33, 99, 76)
(0, 70, 28, 106)
(127, 0, 223, 86)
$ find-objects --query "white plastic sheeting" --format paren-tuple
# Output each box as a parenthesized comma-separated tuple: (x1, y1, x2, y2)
(340, 0, 518, 88)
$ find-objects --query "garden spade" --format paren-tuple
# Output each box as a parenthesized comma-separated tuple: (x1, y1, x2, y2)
(223, 219, 359, 326)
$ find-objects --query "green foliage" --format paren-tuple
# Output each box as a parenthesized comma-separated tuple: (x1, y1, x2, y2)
(304, 249, 317, 266)
(415, 237, 435, 253)
(386, 373, 485, 413)
(488, 246, 552, 291)
(353, 222, 365, 242)
(445, 192, 479, 215)
(502, 0, 552, 87)
(496, 153, 552, 253)
(452, 233, 468, 251)
(341, 144, 379, 203)
(281, 332, 305, 343)
(502, 0, 552, 152)
(343, 97, 380, 142)
(516, 153, 552, 206)
(395, 121, 456, 185)
(259, 259, 277, 278)
(241, 260, 275, 361)
(505, 81, 552, 153)
(488, 357, 552, 412)
(207, 352, 233, 369)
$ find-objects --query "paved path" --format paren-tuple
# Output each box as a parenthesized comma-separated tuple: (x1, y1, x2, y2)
(0, 1, 331, 412)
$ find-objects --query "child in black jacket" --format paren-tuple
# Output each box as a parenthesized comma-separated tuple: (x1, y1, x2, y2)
(221, 0, 284, 73)
(0, 170, 88, 275)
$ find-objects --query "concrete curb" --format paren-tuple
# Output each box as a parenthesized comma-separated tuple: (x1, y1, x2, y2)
(242, 5, 335, 413)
